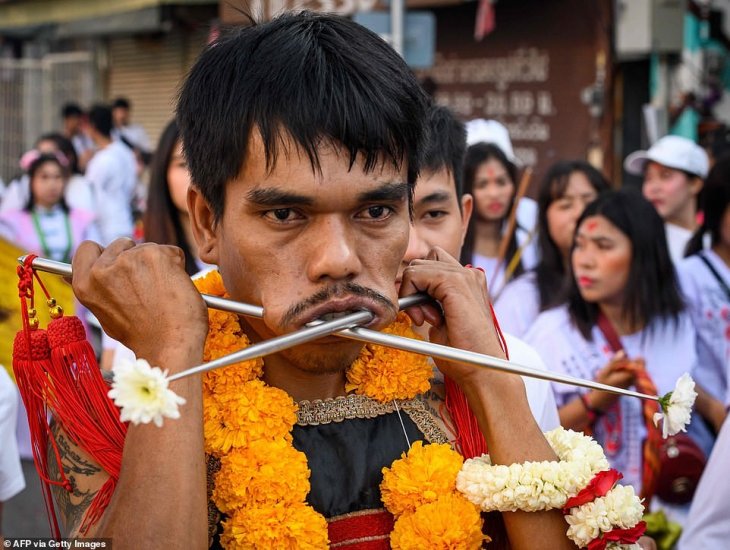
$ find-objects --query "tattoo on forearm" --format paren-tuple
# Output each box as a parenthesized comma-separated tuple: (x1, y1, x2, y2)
(48, 421, 101, 533)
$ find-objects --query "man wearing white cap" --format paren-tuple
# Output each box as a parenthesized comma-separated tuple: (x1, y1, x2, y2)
(624, 135, 709, 263)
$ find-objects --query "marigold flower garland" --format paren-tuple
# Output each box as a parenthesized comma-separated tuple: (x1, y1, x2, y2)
(194, 271, 479, 549)
(381, 441, 486, 549)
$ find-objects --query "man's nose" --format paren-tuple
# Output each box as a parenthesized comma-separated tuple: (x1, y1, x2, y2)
(305, 216, 363, 282)
(402, 223, 430, 267)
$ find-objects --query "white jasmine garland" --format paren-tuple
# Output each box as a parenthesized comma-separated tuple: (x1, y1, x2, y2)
(564, 484, 644, 548)
(653, 373, 697, 438)
(456, 428, 609, 512)
(108, 358, 186, 427)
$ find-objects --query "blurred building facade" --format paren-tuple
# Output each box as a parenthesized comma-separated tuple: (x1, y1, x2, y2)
(0, 0, 728, 187)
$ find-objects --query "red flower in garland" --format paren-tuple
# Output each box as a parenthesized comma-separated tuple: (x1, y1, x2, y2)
(564, 469, 623, 511)
(586, 521, 647, 550)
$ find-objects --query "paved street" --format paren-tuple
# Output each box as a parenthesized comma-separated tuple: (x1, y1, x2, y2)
(3, 460, 52, 537)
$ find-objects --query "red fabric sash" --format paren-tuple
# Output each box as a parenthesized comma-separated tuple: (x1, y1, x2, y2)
(327, 509, 394, 549)
(596, 313, 662, 504)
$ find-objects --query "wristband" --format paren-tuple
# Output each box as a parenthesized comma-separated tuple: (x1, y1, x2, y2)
(579, 393, 602, 424)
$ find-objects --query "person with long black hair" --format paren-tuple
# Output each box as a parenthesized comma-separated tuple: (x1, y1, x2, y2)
(0, 151, 99, 261)
(495, 160, 609, 336)
(525, 189, 718, 503)
(143, 120, 205, 276)
(460, 143, 539, 298)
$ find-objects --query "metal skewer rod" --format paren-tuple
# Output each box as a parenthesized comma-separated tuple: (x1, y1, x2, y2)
(337, 327, 659, 402)
(168, 310, 373, 381)
(20, 255, 429, 317)
(21, 255, 661, 402)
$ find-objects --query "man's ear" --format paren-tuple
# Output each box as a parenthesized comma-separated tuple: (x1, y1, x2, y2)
(460, 193, 474, 246)
(188, 186, 220, 265)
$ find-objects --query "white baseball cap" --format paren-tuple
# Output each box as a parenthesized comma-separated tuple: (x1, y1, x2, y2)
(624, 135, 709, 179)
(465, 119, 520, 165)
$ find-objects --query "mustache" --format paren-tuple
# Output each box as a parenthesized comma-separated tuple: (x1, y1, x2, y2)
(281, 283, 396, 326)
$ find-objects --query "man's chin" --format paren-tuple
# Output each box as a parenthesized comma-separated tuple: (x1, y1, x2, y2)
(281, 341, 365, 375)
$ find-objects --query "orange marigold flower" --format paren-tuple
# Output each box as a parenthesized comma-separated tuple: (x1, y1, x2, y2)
(220, 501, 329, 549)
(213, 439, 311, 514)
(193, 269, 227, 297)
(381, 441, 463, 517)
(390, 493, 485, 550)
(204, 379, 297, 455)
(346, 312, 432, 401)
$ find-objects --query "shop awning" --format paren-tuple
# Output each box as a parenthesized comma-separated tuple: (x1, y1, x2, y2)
(0, 0, 216, 33)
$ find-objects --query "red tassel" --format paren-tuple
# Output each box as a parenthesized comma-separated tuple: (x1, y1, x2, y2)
(46, 315, 126, 534)
(444, 302, 510, 460)
(12, 329, 66, 538)
(13, 255, 126, 536)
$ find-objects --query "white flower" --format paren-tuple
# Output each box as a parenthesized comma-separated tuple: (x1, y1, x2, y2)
(565, 484, 644, 547)
(456, 428, 609, 513)
(108, 358, 186, 427)
(653, 373, 697, 438)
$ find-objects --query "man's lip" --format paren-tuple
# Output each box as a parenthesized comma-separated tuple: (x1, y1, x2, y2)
(297, 297, 388, 329)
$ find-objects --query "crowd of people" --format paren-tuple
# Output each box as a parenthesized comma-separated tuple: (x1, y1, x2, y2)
(0, 11, 728, 549)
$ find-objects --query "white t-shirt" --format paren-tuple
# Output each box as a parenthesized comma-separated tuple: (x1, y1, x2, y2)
(0, 174, 93, 213)
(0, 367, 25, 501)
(494, 271, 540, 338)
(85, 141, 137, 245)
(665, 223, 693, 264)
(503, 333, 560, 432)
(472, 227, 539, 300)
(679, 417, 730, 549)
(677, 250, 730, 406)
(524, 306, 697, 492)
(112, 124, 152, 153)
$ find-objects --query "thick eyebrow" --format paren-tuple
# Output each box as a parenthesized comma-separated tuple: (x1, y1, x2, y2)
(357, 182, 409, 203)
(246, 187, 315, 207)
(416, 191, 452, 207)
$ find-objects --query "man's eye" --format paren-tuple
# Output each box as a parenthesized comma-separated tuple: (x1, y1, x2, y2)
(424, 210, 447, 219)
(358, 205, 392, 220)
(264, 208, 298, 222)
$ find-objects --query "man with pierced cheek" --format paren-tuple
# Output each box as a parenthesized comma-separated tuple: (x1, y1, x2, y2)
(49, 13, 596, 550)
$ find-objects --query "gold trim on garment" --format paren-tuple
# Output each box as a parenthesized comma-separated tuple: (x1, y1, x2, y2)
(296, 394, 448, 444)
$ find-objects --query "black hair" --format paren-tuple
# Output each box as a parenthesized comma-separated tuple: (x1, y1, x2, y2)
(177, 11, 430, 221)
(535, 160, 610, 311)
(459, 142, 521, 275)
(567, 188, 684, 339)
(61, 103, 83, 118)
(88, 104, 113, 138)
(24, 154, 69, 213)
(112, 97, 130, 110)
(421, 105, 466, 206)
(48, 134, 80, 175)
(143, 120, 198, 276)
(686, 153, 730, 254)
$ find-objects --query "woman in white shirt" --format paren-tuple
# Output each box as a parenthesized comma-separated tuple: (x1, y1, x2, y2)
(524, 189, 718, 502)
(495, 160, 609, 336)
(460, 142, 538, 298)
(678, 154, 730, 419)
(0, 151, 99, 261)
